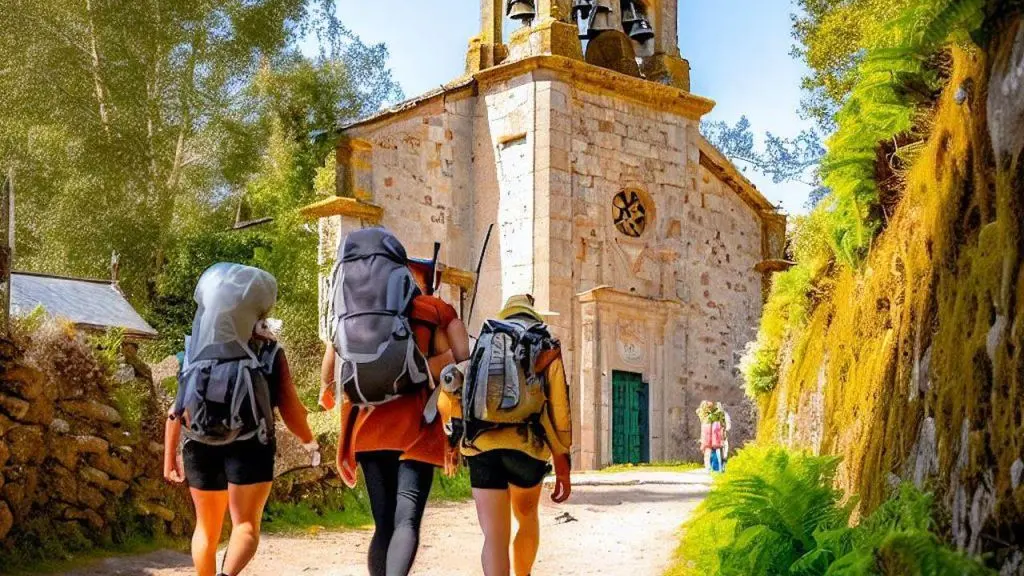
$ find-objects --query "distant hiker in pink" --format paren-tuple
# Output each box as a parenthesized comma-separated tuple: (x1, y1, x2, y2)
(697, 401, 725, 472)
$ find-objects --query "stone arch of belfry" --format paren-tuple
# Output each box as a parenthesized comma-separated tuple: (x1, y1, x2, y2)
(303, 0, 789, 471)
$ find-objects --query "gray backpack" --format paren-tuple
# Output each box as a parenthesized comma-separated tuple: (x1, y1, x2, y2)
(173, 262, 279, 446)
(175, 339, 278, 446)
(463, 318, 554, 426)
(330, 228, 431, 407)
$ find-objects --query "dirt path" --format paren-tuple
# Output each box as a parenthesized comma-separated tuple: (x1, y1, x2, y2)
(56, 471, 710, 576)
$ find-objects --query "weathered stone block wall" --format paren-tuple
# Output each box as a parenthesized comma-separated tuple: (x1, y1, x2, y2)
(345, 97, 476, 268)
(0, 325, 342, 567)
(759, 33, 1024, 572)
(679, 165, 764, 455)
(475, 73, 540, 320)
(543, 78, 763, 463)
(0, 327, 192, 563)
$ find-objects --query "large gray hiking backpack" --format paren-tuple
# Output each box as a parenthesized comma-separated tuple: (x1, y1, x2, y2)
(172, 263, 280, 446)
(175, 340, 278, 445)
(330, 228, 431, 407)
(463, 318, 555, 427)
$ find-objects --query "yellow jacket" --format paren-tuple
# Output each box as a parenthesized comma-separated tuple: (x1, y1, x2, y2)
(439, 350, 573, 462)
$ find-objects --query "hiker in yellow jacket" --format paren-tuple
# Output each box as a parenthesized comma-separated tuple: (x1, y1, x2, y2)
(439, 294, 572, 576)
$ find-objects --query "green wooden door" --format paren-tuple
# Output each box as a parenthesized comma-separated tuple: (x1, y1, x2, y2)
(612, 371, 650, 465)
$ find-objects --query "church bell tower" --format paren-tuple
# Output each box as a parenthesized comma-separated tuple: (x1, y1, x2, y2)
(467, 0, 690, 90)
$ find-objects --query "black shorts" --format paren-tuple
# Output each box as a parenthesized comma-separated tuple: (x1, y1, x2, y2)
(183, 436, 276, 491)
(467, 449, 551, 490)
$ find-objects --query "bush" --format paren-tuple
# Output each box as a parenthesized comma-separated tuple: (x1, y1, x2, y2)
(670, 446, 993, 576)
(675, 446, 851, 575)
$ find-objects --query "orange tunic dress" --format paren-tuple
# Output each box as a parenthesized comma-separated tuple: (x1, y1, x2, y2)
(323, 296, 458, 488)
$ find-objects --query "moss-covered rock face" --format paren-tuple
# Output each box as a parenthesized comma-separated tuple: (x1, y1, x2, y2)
(760, 19, 1024, 568)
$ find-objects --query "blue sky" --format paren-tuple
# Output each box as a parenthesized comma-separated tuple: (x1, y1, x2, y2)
(327, 0, 814, 213)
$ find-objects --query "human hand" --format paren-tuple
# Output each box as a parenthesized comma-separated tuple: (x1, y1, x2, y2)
(164, 456, 184, 484)
(444, 447, 461, 477)
(303, 441, 322, 467)
(551, 453, 571, 503)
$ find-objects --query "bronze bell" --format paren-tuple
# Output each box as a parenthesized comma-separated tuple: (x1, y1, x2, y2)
(593, 0, 614, 13)
(572, 0, 593, 21)
(621, 1, 643, 25)
(629, 17, 654, 42)
(588, 9, 617, 33)
(506, 0, 536, 22)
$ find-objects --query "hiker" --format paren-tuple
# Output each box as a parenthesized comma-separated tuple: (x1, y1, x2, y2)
(163, 263, 319, 576)
(318, 227, 470, 576)
(442, 294, 573, 576)
(698, 401, 725, 473)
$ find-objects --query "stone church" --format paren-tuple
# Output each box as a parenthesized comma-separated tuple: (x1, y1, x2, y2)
(301, 0, 786, 469)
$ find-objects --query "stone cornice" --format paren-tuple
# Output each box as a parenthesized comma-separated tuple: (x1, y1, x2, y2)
(474, 55, 716, 121)
(439, 266, 476, 291)
(340, 55, 716, 136)
(298, 196, 384, 224)
(577, 286, 683, 313)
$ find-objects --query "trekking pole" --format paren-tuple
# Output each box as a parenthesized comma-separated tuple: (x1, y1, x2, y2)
(427, 241, 441, 296)
(466, 223, 494, 328)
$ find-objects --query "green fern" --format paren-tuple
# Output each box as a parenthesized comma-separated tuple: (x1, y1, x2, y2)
(740, 0, 987, 399)
(826, 485, 994, 575)
(673, 450, 994, 576)
(677, 446, 853, 575)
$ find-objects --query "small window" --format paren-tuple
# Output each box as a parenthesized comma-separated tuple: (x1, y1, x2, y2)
(612, 189, 649, 237)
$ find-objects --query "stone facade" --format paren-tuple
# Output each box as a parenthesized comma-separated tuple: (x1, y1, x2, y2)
(305, 0, 785, 469)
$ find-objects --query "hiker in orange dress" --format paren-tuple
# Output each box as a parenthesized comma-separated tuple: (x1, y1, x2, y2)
(440, 294, 572, 576)
(319, 250, 470, 576)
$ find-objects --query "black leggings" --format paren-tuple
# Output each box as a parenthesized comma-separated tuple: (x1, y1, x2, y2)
(357, 451, 435, 576)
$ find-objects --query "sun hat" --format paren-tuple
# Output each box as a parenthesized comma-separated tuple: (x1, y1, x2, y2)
(497, 294, 558, 323)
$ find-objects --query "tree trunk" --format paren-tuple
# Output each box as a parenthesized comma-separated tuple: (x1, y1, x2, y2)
(84, 0, 110, 134)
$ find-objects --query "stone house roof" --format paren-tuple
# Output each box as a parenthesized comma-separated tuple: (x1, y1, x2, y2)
(11, 272, 158, 339)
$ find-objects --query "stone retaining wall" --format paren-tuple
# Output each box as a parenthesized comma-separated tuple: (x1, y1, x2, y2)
(0, 321, 338, 566)
(0, 324, 192, 559)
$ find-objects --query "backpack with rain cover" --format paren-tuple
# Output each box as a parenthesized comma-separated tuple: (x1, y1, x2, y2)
(330, 227, 431, 407)
(462, 317, 555, 430)
(172, 263, 279, 446)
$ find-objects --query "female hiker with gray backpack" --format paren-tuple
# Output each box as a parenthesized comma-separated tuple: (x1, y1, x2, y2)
(318, 227, 470, 576)
(163, 263, 319, 576)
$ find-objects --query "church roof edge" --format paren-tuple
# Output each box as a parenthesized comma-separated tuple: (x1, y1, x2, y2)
(698, 136, 782, 218)
(339, 55, 716, 134)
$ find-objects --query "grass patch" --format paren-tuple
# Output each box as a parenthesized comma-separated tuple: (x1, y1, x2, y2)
(263, 466, 471, 536)
(1, 536, 185, 575)
(0, 502, 186, 575)
(111, 377, 151, 433)
(663, 446, 992, 575)
(431, 467, 472, 502)
(307, 410, 339, 446)
(599, 461, 702, 474)
(263, 484, 373, 535)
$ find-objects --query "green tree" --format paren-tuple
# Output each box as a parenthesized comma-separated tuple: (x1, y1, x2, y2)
(791, 0, 915, 130)
(700, 116, 826, 207)
(0, 0, 399, 304)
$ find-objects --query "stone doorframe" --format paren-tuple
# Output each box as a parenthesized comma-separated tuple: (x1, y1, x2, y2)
(576, 286, 682, 470)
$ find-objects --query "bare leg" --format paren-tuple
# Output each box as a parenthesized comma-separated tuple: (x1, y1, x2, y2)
(189, 489, 228, 576)
(473, 488, 512, 576)
(221, 482, 273, 575)
(509, 484, 543, 576)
